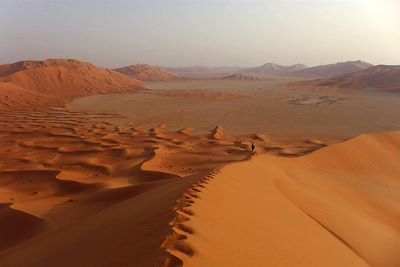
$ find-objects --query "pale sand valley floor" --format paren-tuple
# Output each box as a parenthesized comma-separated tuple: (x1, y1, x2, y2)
(69, 79, 400, 139)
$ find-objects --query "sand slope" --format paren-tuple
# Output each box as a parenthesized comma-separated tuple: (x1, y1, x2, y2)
(168, 131, 400, 267)
(0, 203, 47, 252)
(243, 63, 307, 76)
(286, 60, 373, 78)
(164, 66, 244, 79)
(0, 59, 145, 108)
(312, 65, 400, 93)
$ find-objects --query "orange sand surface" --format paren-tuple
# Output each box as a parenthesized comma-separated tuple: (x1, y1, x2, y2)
(167, 131, 400, 267)
(0, 106, 330, 266)
(0, 59, 144, 109)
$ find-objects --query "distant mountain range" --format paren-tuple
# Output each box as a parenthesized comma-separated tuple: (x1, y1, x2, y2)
(162, 60, 374, 79)
(161, 60, 400, 93)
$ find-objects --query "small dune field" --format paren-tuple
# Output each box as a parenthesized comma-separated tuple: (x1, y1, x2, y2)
(0, 106, 332, 266)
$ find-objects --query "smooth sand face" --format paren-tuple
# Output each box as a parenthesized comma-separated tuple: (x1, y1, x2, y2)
(167, 131, 400, 267)
(69, 79, 400, 138)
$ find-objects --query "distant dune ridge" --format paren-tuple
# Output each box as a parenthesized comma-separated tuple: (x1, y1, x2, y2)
(0, 59, 386, 108)
(286, 60, 373, 78)
(165, 66, 244, 78)
(310, 65, 400, 93)
(114, 64, 180, 81)
(165, 63, 307, 78)
(164, 61, 374, 79)
(289, 64, 400, 94)
(0, 59, 145, 108)
(242, 62, 307, 76)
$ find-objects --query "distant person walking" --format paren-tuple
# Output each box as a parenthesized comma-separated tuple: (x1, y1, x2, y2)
(251, 142, 256, 154)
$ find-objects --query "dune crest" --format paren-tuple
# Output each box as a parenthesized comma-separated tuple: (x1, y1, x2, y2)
(0, 59, 145, 108)
(178, 128, 194, 135)
(165, 131, 400, 267)
(114, 64, 180, 81)
(311, 65, 400, 93)
(0, 203, 47, 252)
(209, 126, 226, 140)
(285, 60, 373, 78)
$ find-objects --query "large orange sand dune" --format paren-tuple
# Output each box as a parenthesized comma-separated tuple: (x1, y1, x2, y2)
(0, 59, 145, 108)
(166, 131, 400, 267)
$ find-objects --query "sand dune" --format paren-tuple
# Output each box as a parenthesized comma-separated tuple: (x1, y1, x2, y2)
(165, 131, 400, 267)
(165, 61, 369, 79)
(0, 59, 145, 108)
(139, 61, 372, 80)
(286, 60, 373, 78)
(243, 63, 307, 76)
(209, 126, 227, 140)
(0, 203, 47, 252)
(309, 65, 400, 93)
(115, 64, 180, 81)
(164, 66, 244, 78)
(0, 105, 333, 266)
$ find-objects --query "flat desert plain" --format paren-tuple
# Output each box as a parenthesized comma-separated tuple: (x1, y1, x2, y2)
(69, 78, 400, 138)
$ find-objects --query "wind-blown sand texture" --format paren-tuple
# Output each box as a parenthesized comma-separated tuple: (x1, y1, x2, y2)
(0, 59, 144, 108)
(165, 131, 400, 267)
(0, 106, 330, 266)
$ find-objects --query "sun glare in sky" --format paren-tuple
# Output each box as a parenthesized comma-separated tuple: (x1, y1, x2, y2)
(0, 0, 399, 67)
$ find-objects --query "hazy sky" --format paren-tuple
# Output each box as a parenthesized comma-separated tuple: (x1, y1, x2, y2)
(0, 0, 399, 68)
